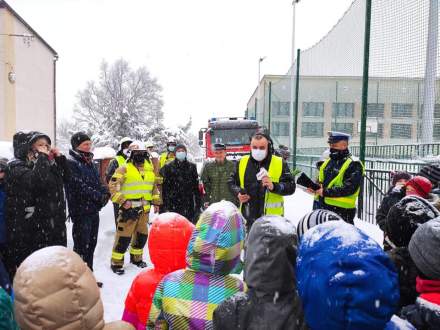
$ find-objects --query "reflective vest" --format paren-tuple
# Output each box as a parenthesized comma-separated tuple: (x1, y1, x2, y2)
(121, 162, 155, 210)
(115, 155, 126, 167)
(160, 152, 175, 169)
(238, 155, 284, 216)
(318, 157, 364, 209)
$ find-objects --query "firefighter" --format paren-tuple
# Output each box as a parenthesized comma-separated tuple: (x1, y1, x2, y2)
(228, 133, 295, 233)
(105, 137, 133, 226)
(109, 141, 160, 275)
(157, 137, 177, 213)
(159, 137, 177, 169)
(309, 131, 364, 224)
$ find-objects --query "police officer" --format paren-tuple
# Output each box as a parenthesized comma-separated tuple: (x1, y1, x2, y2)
(310, 132, 364, 224)
(228, 133, 295, 233)
(109, 141, 160, 275)
(201, 143, 238, 207)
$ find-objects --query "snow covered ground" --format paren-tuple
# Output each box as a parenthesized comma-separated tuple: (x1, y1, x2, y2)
(69, 188, 383, 322)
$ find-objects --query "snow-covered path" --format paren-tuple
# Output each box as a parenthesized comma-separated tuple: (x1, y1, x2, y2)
(71, 188, 383, 322)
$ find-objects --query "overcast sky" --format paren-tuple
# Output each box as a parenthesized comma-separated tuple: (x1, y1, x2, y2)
(8, 0, 354, 133)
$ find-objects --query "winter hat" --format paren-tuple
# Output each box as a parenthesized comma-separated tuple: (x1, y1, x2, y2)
(297, 221, 399, 330)
(175, 144, 187, 152)
(296, 209, 343, 239)
(386, 195, 440, 247)
(405, 176, 432, 198)
(71, 132, 91, 150)
(390, 171, 412, 187)
(409, 217, 440, 279)
(28, 131, 51, 146)
(245, 216, 298, 294)
(418, 165, 440, 187)
(186, 201, 245, 275)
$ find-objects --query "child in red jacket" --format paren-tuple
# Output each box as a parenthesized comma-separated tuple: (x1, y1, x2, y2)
(122, 213, 194, 330)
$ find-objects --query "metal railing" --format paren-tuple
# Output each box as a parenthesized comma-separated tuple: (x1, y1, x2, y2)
(298, 143, 440, 160)
(293, 153, 428, 225)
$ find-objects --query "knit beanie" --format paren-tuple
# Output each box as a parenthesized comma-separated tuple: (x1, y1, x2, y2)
(390, 171, 412, 187)
(405, 176, 432, 199)
(386, 196, 440, 247)
(297, 221, 399, 330)
(71, 132, 91, 150)
(296, 209, 343, 239)
(418, 165, 440, 187)
(175, 144, 187, 152)
(409, 217, 440, 280)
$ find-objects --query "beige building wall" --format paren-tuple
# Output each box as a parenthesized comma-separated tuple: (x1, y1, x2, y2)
(0, 6, 55, 142)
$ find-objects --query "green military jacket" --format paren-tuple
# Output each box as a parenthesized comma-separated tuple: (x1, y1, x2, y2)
(201, 159, 238, 206)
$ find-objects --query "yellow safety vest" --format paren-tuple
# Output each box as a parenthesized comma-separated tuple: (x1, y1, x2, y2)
(318, 157, 364, 209)
(160, 152, 175, 169)
(239, 155, 284, 216)
(120, 162, 155, 210)
(115, 155, 126, 167)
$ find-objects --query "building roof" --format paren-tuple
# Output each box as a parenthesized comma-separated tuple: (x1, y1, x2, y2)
(0, 0, 58, 56)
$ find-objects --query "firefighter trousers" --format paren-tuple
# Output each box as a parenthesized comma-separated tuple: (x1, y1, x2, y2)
(111, 208, 149, 267)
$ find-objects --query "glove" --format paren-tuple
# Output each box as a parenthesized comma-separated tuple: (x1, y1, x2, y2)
(296, 173, 320, 191)
(120, 207, 143, 222)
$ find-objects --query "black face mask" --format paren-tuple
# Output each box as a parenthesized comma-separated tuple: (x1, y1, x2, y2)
(329, 148, 350, 160)
(132, 152, 148, 164)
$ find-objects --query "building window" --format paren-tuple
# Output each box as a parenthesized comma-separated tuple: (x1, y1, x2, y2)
(332, 103, 354, 118)
(391, 124, 412, 138)
(367, 103, 384, 118)
(331, 122, 353, 135)
(366, 123, 384, 138)
(272, 101, 290, 116)
(301, 122, 324, 137)
(392, 104, 413, 118)
(271, 122, 289, 136)
(434, 124, 440, 140)
(303, 102, 324, 117)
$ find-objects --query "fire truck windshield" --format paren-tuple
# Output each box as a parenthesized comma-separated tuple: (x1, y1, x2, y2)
(211, 128, 256, 146)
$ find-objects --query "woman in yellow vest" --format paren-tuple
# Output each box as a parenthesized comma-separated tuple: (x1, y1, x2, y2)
(109, 141, 160, 275)
(311, 132, 364, 224)
(228, 133, 296, 233)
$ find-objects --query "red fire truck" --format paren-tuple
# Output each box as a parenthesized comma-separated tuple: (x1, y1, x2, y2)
(198, 117, 261, 161)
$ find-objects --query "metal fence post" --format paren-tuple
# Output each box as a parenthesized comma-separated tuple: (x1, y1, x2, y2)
(358, 0, 372, 219)
(268, 81, 272, 135)
(292, 49, 301, 170)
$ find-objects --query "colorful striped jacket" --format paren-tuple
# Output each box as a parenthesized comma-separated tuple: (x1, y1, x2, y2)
(147, 201, 245, 330)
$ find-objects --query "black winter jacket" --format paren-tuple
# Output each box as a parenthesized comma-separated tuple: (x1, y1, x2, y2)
(376, 187, 405, 231)
(5, 154, 69, 279)
(387, 247, 418, 310)
(213, 216, 307, 330)
(401, 297, 440, 330)
(65, 150, 109, 217)
(228, 153, 295, 227)
(160, 159, 201, 223)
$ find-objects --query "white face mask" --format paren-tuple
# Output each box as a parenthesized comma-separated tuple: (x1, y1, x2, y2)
(122, 148, 130, 156)
(252, 149, 267, 162)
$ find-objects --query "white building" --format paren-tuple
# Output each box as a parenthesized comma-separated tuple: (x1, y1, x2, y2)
(0, 0, 57, 142)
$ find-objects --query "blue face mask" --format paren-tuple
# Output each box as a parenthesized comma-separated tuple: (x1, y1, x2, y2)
(168, 145, 176, 152)
(176, 151, 186, 161)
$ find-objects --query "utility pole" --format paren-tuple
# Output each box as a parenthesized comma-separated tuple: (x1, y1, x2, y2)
(289, 0, 300, 152)
(421, 0, 438, 143)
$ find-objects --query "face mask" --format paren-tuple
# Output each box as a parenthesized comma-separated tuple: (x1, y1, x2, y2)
(176, 151, 186, 161)
(168, 145, 176, 152)
(329, 148, 349, 159)
(252, 149, 267, 162)
(122, 148, 130, 156)
(132, 153, 147, 164)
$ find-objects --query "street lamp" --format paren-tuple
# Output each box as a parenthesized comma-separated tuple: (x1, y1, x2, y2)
(289, 0, 300, 152)
(258, 56, 266, 84)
